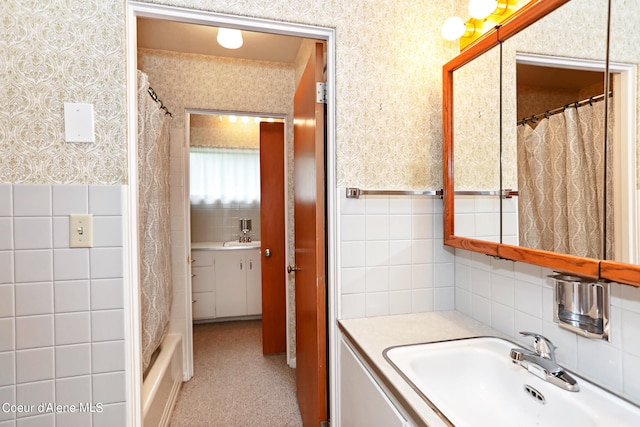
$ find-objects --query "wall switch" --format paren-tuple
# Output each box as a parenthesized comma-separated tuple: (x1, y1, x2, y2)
(69, 214, 93, 248)
(64, 102, 95, 143)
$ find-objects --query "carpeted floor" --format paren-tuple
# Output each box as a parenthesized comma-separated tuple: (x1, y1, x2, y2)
(169, 320, 303, 426)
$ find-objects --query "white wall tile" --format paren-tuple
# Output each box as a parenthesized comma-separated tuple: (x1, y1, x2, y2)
(17, 414, 55, 426)
(410, 239, 433, 264)
(13, 218, 52, 250)
(514, 310, 543, 337)
(456, 288, 472, 316)
(92, 341, 124, 373)
(55, 375, 90, 405)
(0, 252, 13, 284)
(340, 215, 365, 241)
(52, 217, 69, 248)
(93, 216, 123, 247)
(14, 251, 52, 283)
(434, 287, 455, 311)
(15, 283, 53, 316)
(411, 288, 433, 312)
(433, 263, 454, 287)
(490, 274, 514, 307)
(365, 241, 388, 267)
(55, 406, 91, 427)
(93, 402, 126, 427)
(411, 197, 433, 214)
(365, 215, 389, 240)
(0, 285, 14, 318)
(0, 219, 12, 250)
(340, 268, 365, 294)
(411, 215, 433, 239)
(0, 385, 15, 422)
(54, 281, 90, 313)
(471, 269, 491, 298)
(365, 196, 388, 215)
(13, 185, 51, 217)
(89, 186, 123, 216)
(340, 294, 365, 319)
(388, 265, 411, 291)
(52, 185, 88, 216)
(365, 266, 388, 293)
(0, 352, 15, 387)
(91, 310, 124, 342)
(0, 185, 12, 217)
(389, 215, 411, 240)
(577, 336, 623, 391)
(472, 295, 491, 325)
(15, 380, 54, 415)
(622, 310, 640, 357)
(0, 319, 14, 352)
(92, 371, 125, 404)
(90, 279, 123, 310)
(389, 290, 412, 315)
(340, 241, 365, 268)
(514, 280, 542, 317)
(55, 312, 90, 345)
(15, 316, 53, 350)
(53, 249, 90, 281)
(411, 264, 432, 289)
(16, 348, 54, 383)
(491, 302, 514, 336)
(90, 248, 123, 279)
(365, 292, 389, 317)
(388, 240, 411, 265)
(623, 353, 640, 402)
(55, 344, 91, 378)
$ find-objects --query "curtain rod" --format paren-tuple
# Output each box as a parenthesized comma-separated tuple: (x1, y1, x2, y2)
(518, 91, 612, 126)
(345, 188, 518, 199)
(147, 86, 172, 117)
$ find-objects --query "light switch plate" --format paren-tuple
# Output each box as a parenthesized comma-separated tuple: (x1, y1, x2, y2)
(64, 103, 95, 143)
(69, 214, 93, 248)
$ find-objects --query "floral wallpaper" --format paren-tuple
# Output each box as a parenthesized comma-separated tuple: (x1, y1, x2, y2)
(2, 0, 458, 189)
(1, 0, 127, 184)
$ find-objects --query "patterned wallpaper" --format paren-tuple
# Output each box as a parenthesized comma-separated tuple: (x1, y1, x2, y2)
(2, 0, 458, 189)
(1, 0, 127, 184)
(189, 114, 262, 149)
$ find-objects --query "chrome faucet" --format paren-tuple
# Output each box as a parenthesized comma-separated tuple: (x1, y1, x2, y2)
(510, 332, 579, 392)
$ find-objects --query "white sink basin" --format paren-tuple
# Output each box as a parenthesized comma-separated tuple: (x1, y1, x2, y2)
(385, 337, 640, 427)
(222, 240, 261, 248)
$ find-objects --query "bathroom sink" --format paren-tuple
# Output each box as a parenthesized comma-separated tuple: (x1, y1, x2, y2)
(384, 337, 640, 427)
(222, 240, 261, 248)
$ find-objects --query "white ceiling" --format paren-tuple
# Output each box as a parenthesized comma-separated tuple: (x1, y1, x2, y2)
(137, 18, 304, 63)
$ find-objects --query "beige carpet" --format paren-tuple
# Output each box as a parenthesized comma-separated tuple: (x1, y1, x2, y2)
(169, 320, 303, 426)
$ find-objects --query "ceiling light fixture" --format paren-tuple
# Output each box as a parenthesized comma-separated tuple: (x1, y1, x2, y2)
(469, 0, 498, 19)
(217, 28, 243, 49)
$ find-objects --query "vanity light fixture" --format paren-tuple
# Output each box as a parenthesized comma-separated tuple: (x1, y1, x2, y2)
(442, 0, 522, 49)
(217, 28, 243, 49)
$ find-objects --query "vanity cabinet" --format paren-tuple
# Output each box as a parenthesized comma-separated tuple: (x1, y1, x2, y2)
(191, 250, 216, 320)
(339, 335, 412, 427)
(215, 249, 262, 318)
(191, 248, 262, 320)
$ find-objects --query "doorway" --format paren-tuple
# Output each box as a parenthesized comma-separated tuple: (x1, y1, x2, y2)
(125, 3, 337, 426)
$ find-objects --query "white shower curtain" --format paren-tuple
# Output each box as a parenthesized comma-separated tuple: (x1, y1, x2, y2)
(137, 70, 173, 372)
(517, 99, 613, 259)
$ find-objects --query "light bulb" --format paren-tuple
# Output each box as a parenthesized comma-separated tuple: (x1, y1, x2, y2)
(217, 28, 243, 49)
(469, 0, 498, 20)
(442, 17, 466, 41)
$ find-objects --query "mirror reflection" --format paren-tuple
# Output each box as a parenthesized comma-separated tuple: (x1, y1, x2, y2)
(453, 45, 502, 243)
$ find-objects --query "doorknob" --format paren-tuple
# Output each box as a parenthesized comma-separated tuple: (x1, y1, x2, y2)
(287, 265, 301, 274)
(264, 248, 272, 257)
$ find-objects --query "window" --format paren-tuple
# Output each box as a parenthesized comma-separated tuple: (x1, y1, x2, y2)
(189, 147, 260, 205)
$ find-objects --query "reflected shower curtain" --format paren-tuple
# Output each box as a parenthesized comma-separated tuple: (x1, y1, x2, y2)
(137, 70, 173, 372)
(517, 99, 613, 259)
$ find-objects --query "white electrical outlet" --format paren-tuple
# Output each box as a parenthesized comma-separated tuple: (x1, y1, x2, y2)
(69, 214, 93, 248)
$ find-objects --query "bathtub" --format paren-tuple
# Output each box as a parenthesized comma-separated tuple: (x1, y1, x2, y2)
(142, 333, 183, 427)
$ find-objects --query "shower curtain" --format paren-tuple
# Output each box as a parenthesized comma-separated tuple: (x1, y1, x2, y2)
(137, 70, 173, 372)
(517, 99, 614, 259)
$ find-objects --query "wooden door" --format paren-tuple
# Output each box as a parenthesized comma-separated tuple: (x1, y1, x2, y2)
(293, 42, 327, 427)
(260, 122, 287, 354)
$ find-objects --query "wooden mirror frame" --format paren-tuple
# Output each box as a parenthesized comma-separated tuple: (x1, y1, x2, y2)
(442, 0, 640, 286)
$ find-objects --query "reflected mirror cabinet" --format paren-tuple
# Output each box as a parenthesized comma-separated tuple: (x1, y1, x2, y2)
(443, 0, 640, 286)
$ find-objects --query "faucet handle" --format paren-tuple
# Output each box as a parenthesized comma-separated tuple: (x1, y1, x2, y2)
(519, 332, 556, 362)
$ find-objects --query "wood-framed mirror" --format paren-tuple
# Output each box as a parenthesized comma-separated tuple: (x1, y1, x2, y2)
(442, 0, 640, 286)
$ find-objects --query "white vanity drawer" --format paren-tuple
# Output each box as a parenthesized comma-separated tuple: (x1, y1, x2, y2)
(191, 250, 214, 267)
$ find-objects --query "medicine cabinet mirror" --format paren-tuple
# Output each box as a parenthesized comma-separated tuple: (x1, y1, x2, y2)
(443, 0, 640, 286)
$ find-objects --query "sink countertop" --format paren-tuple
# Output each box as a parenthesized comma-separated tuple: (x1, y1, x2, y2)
(191, 241, 261, 250)
(338, 311, 508, 427)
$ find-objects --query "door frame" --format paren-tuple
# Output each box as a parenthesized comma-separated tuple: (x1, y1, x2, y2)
(184, 109, 289, 363)
(125, 2, 337, 426)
